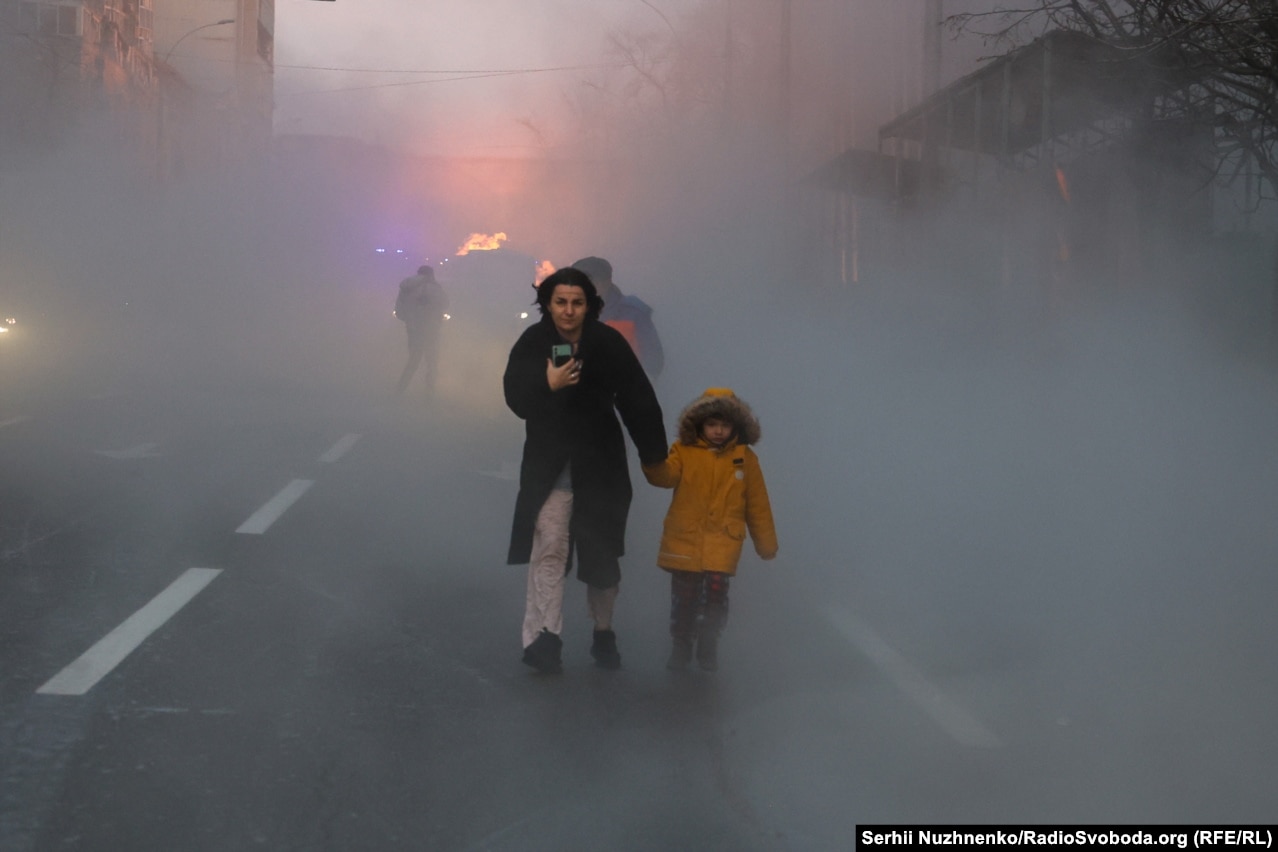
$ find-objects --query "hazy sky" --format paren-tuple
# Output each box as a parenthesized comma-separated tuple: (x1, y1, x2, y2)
(274, 0, 663, 156)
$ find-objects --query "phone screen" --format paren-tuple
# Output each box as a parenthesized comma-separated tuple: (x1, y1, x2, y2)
(551, 344, 573, 367)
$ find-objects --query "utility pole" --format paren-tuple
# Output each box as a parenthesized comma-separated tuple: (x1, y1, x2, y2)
(778, 0, 791, 165)
(720, 0, 733, 137)
(924, 0, 942, 96)
(921, 0, 943, 198)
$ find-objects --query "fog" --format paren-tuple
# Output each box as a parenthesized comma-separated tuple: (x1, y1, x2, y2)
(4, 0, 1277, 833)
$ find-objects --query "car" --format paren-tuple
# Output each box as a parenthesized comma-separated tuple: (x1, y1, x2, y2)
(0, 312, 26, 361)
(423, 248, 545, 412)
(435, 247, 543, 342)
(0, 309, 35, 397)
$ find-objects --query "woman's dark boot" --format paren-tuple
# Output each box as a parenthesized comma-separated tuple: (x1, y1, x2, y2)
(522, 629, 563, 674)
(590, 629, 622, 670)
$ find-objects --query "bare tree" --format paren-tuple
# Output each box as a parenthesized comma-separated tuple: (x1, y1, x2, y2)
(950, 1, 1278, 202)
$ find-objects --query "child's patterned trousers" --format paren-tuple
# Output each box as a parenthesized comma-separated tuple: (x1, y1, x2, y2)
(669, 570, 730, 642)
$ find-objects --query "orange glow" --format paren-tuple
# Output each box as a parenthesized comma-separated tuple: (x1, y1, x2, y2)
(456, 232, 508, 255)
(534, 259, 555, 285)
(1055, 167, 1071, 204)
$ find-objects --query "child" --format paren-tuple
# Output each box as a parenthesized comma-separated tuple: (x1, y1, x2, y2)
(643, 388, 778, 671)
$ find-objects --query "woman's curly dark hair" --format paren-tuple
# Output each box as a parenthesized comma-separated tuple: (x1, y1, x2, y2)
(534, 266, 604, 320)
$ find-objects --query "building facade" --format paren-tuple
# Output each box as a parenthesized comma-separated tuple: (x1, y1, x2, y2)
(0, 0, 272, 179)
(153, 0, 273, 180)
(1, 0, 155, 167)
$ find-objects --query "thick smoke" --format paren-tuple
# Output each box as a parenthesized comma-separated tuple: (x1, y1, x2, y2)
(4, 0, 1276, 829)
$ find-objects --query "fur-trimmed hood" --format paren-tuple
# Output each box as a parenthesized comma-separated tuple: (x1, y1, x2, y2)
(676, 387, 761, 446)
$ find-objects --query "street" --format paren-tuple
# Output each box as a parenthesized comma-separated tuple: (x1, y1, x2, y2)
(2, 298, 1277, 850)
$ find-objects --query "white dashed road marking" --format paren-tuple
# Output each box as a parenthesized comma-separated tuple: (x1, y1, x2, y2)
(37, 568, 223, 696)
(236, 479, 314, 534)
(318, 433, 360, 464)
(826, 605, 1002, 748)
(94, 442, 163, 459)
(0, 415, 31, 429)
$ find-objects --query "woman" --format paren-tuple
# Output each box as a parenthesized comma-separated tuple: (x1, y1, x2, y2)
(503, 266, 667, 673)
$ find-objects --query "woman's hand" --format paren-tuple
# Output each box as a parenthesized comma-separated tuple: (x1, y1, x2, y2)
(546, 357, 582, 391)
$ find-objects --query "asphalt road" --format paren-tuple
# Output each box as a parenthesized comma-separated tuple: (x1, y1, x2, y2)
(2, 310, 1276, 851)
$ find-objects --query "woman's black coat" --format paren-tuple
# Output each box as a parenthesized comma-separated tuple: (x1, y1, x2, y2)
(503, 315, 667, 589)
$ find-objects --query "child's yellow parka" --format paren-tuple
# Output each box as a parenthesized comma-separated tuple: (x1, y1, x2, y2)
(642, 388, 778, 575)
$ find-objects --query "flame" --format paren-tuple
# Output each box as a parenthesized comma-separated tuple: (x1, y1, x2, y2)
(533, 259, 555, 285)
(456, 232, 508, 255)
(1055, 167, 1071, 204)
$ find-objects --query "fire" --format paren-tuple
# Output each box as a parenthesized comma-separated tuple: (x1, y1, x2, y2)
(456, 232, 508, 255)
(1055, 167, 1071, 204)
(1054, 167, 1071, 263)
(533, 259, 555, 285)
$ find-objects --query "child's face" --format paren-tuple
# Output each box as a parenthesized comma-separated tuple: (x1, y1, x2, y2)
(701, 416, 734, 447)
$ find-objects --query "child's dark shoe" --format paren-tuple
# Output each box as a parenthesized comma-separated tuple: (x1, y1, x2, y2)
(695, 635, 718, 672)
(666, 638, 694, 671)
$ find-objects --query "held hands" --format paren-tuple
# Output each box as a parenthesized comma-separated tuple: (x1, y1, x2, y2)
(546, 357, 582, 392)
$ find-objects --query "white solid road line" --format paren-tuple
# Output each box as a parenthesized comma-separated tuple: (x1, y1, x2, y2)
(318, 433, 360, 464)
(37, 568, 223, 696)
(826, 606, 1002, 749)
(236, 479, 314, 534)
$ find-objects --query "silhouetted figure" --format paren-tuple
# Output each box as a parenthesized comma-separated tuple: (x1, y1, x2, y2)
(394, 265, 448, 397)
(571, 256, 664, 380)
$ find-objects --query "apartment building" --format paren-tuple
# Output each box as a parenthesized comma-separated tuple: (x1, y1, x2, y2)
(0, 0, 272, 178)
(154, 0, 273, 179)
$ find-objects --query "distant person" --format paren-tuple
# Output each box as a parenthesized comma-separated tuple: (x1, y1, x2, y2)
(643, 388, 777, 672)
(503, 266, 667, 673)
(571, 256, 664, 380)
(394, 265, 449, 397)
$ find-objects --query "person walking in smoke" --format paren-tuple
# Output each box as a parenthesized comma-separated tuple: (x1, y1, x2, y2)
(503, 266, 667, 673)
(643, 388, 777, 672)
(571, 256, 664, 381)
(394, 264, 449, 397)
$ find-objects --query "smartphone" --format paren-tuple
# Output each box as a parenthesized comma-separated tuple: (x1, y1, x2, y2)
(551, 344, 574, 367)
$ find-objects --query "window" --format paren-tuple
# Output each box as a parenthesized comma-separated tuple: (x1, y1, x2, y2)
(257, 22, 273, 66)
(257, 0, 274, 66)
(136, 3, 152, 45)
(19, 1, 83, 37)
